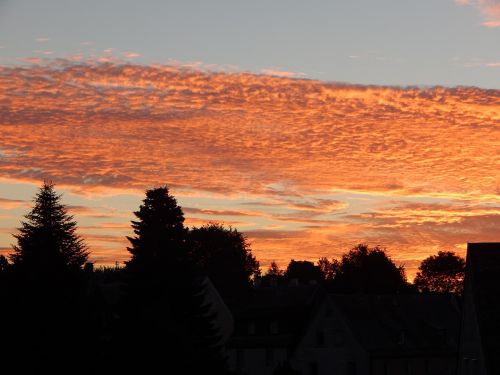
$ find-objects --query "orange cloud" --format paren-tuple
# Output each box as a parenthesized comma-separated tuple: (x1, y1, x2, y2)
(0, 60, 498, 277)
(0, 198, 28, 209)
(123, 52, 140, 59)
(260, 68, 306, 78)
(455, 0, 500, 27)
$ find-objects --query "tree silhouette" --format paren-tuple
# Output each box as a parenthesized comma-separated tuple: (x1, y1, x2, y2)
(4, 182, 90, 372)
(260, 261, 285, 286)
(414, 251, 465, 294)
(188, 223, 260, 301)
(267, 261, 284, 276)
(317, 257, 340, 281)
(284, 260, 324, 284)
(10, 181, 88, 277)
(120, 188, 231, 373)
(333, 244, 408, 293)
(126, 185, 188, 272)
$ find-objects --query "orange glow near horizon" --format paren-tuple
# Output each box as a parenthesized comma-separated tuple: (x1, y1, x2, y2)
(0, 60, 498, 279)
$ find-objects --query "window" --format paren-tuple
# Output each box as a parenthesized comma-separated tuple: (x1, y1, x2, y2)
(398, 331, 406, 345)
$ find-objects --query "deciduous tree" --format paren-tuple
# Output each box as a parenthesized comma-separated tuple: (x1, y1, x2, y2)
(414, 251, 465, 294)
(333, 244, 408, 293)
(284, 260, 324, 284)
(188, 223, 260, 300)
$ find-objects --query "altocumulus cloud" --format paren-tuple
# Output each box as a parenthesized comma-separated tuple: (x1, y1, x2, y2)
(0, 60, 498, 276)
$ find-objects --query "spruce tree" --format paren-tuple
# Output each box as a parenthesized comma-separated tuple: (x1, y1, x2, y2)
(6, 182, 89, 372)
(126, 185, 187, 272)
(10, 181, 88, 276)
(120, 186, 231, 373)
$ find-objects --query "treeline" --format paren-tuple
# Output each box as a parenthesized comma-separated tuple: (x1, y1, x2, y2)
(260, 245, 465, 295)
(0, 182, 466, 373)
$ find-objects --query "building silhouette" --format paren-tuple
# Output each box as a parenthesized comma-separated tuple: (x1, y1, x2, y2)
(458, 242, 500, 375)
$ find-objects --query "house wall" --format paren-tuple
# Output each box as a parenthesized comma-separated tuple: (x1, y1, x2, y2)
(293, 297, 370, 375)
(227, 293, 460, 375)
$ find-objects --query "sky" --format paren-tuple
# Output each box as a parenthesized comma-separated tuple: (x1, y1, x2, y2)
(0, 0, 499, 278)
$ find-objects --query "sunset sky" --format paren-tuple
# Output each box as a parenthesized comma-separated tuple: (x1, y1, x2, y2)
(0, 1, 499, 278)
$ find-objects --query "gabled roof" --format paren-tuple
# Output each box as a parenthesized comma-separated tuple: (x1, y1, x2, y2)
(331, 294, 461, 357)
(465, 243, 500, 374)
(228, 284, 326, 348)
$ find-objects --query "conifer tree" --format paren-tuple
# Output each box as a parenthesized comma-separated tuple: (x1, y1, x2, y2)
(126, 185, 187, 272)
(6, 182, 89, 372)
(10, 181, 88, 276)
(120, 186, 231, 373)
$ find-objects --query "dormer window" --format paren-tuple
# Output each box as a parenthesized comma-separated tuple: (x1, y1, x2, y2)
(270, 320, 279, 334)
(398, 331, 406, 345)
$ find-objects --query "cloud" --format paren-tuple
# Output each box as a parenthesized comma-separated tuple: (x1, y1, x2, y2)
(183, 207, 255, 217)
(2, 59, 496, 199)
(0, 59, 498, 277)
(0, 198, 28, 209)
(260, 67, 306, 78)
(33, 50, 53, 56)
(17, 57, 42, 64)
(35, 37, 49, 43)
(67, 205, 131, 219)
(465, 60, 500, 68)
(454, 0, 500, 27)
(482, 20, 500, 26)
(123, 52, 140, 59)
